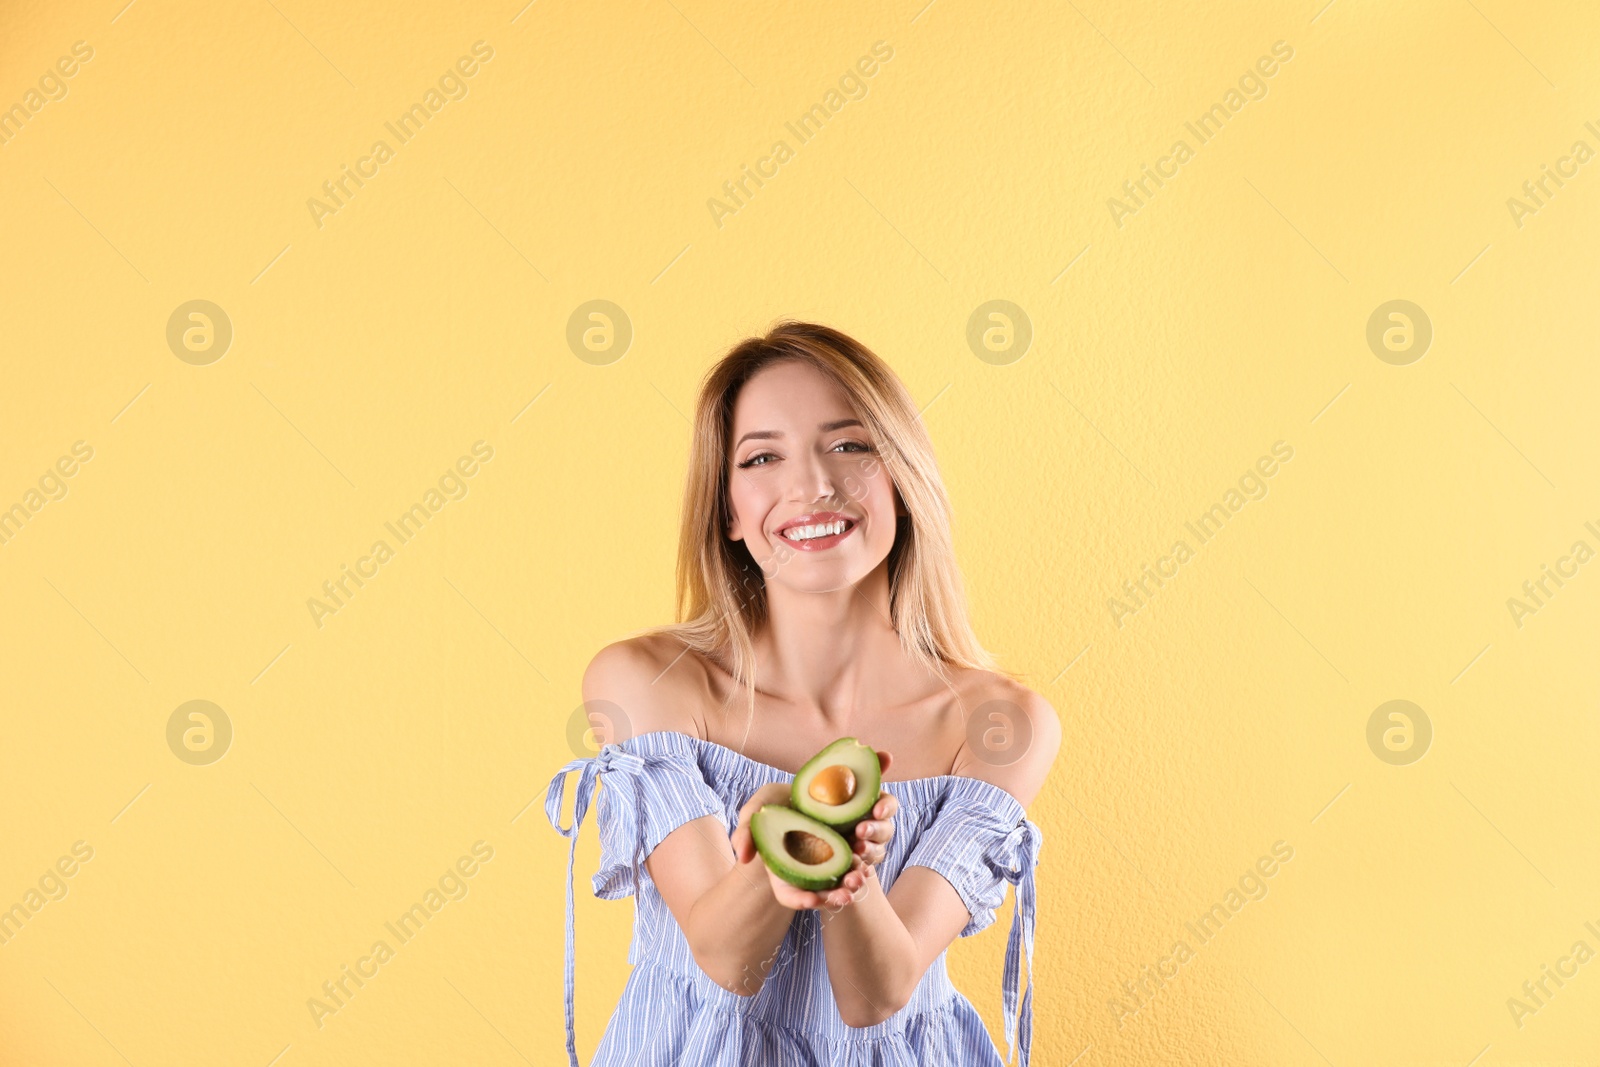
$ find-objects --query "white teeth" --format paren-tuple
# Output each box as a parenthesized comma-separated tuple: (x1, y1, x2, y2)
(783, 520, 848, 542)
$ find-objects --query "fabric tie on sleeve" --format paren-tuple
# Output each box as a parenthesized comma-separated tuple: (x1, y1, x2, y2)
(544, 744, 647, 1067)
(992, 819, 1042, 1067)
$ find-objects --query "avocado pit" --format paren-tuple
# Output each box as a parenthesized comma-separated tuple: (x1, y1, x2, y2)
(784, 829, 836, 866)
(750, 803, 853, 891)
(807, 765, 857, 806)
(790, 737, 882, 836)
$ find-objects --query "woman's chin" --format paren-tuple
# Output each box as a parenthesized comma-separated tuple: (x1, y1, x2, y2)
(769, 569, 872, 596)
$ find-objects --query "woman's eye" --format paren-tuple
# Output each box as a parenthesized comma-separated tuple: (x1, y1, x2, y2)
(737, 442, 870, 469)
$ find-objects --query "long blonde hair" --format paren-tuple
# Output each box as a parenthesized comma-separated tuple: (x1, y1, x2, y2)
(636, 320, 1011, 741)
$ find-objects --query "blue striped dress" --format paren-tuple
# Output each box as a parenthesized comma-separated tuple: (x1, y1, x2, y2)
(543, 729, 1042, 1066)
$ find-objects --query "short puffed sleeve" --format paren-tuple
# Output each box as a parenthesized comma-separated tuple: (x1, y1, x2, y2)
(543, 735, 732, 1067)
(901, 777, 1045, 1066)
(902, 777, 1043, 937)
(586, 742, 730, 899)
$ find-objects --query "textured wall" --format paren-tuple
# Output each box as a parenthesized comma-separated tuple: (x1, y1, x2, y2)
(2, 0, 1597, 1064)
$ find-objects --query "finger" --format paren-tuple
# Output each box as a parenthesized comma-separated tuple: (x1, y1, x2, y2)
(848, 860, 871, 896)
(877, 751, 892, 776)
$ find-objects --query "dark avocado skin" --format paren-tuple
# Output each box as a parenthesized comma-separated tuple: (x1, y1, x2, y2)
(750, 805, 851, 892)
(790, 737, 882, 838)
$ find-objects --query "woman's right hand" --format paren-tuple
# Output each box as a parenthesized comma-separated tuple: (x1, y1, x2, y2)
(731, 783, 871, 911)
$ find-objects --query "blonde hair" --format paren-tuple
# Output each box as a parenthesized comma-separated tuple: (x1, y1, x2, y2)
(637, 320, 1011, 741)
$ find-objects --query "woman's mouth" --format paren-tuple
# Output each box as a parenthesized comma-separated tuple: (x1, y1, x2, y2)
(776, 515, 858, 551)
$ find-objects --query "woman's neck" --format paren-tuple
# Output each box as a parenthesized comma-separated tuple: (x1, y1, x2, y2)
(754, 562, 902, 721)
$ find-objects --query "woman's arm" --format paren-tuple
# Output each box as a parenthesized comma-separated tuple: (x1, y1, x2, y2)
(817, 864, 962, 1026)
(819, 690, 1062, 1027)
(644, 795, 796, 995)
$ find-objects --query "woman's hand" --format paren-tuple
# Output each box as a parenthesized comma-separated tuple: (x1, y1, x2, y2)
(730, 780, 794, 874)
(729, 751, 900, 912)
(849, 750, 899, 871)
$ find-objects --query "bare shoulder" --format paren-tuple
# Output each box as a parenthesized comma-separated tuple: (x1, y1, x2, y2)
(949, 669, 1062, 810)
(580, 633, 704, 744)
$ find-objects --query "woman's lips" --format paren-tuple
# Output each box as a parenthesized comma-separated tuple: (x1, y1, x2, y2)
(776, 518, 857, 551)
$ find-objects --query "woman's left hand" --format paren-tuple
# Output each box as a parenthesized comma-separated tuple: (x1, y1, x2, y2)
(849, 750, 899, 870)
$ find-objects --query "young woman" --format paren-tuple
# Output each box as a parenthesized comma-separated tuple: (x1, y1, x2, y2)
(545, 321, 1060, 1065)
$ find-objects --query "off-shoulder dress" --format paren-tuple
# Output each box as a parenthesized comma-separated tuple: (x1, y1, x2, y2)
(543, 729, 1042, 1066)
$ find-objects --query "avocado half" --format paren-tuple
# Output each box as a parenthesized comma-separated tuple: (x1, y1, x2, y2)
(790, 737, 882, 837)
(750, 805, 853, 891)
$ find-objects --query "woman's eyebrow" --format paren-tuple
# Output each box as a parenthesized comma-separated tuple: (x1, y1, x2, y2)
(733, 418, 863, 448)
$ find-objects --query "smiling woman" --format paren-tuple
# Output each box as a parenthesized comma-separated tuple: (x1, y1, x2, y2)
(545, 321, 1061, 1066)
(673, 322, 991, 724)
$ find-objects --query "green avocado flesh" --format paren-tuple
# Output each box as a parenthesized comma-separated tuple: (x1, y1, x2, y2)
(790, 737, 882, 835)
(750, 805, 853, 891)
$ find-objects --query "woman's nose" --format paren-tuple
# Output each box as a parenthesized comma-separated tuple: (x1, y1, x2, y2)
(788, 449, 837, 504)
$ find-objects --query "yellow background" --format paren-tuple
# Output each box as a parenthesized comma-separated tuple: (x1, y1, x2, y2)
(3, 0, 1598, 1063)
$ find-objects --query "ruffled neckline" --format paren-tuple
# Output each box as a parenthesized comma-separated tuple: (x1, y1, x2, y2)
(615, 729, 1028, 822)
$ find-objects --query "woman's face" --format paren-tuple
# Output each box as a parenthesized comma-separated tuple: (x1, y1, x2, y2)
(725, 360, 904, 594)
